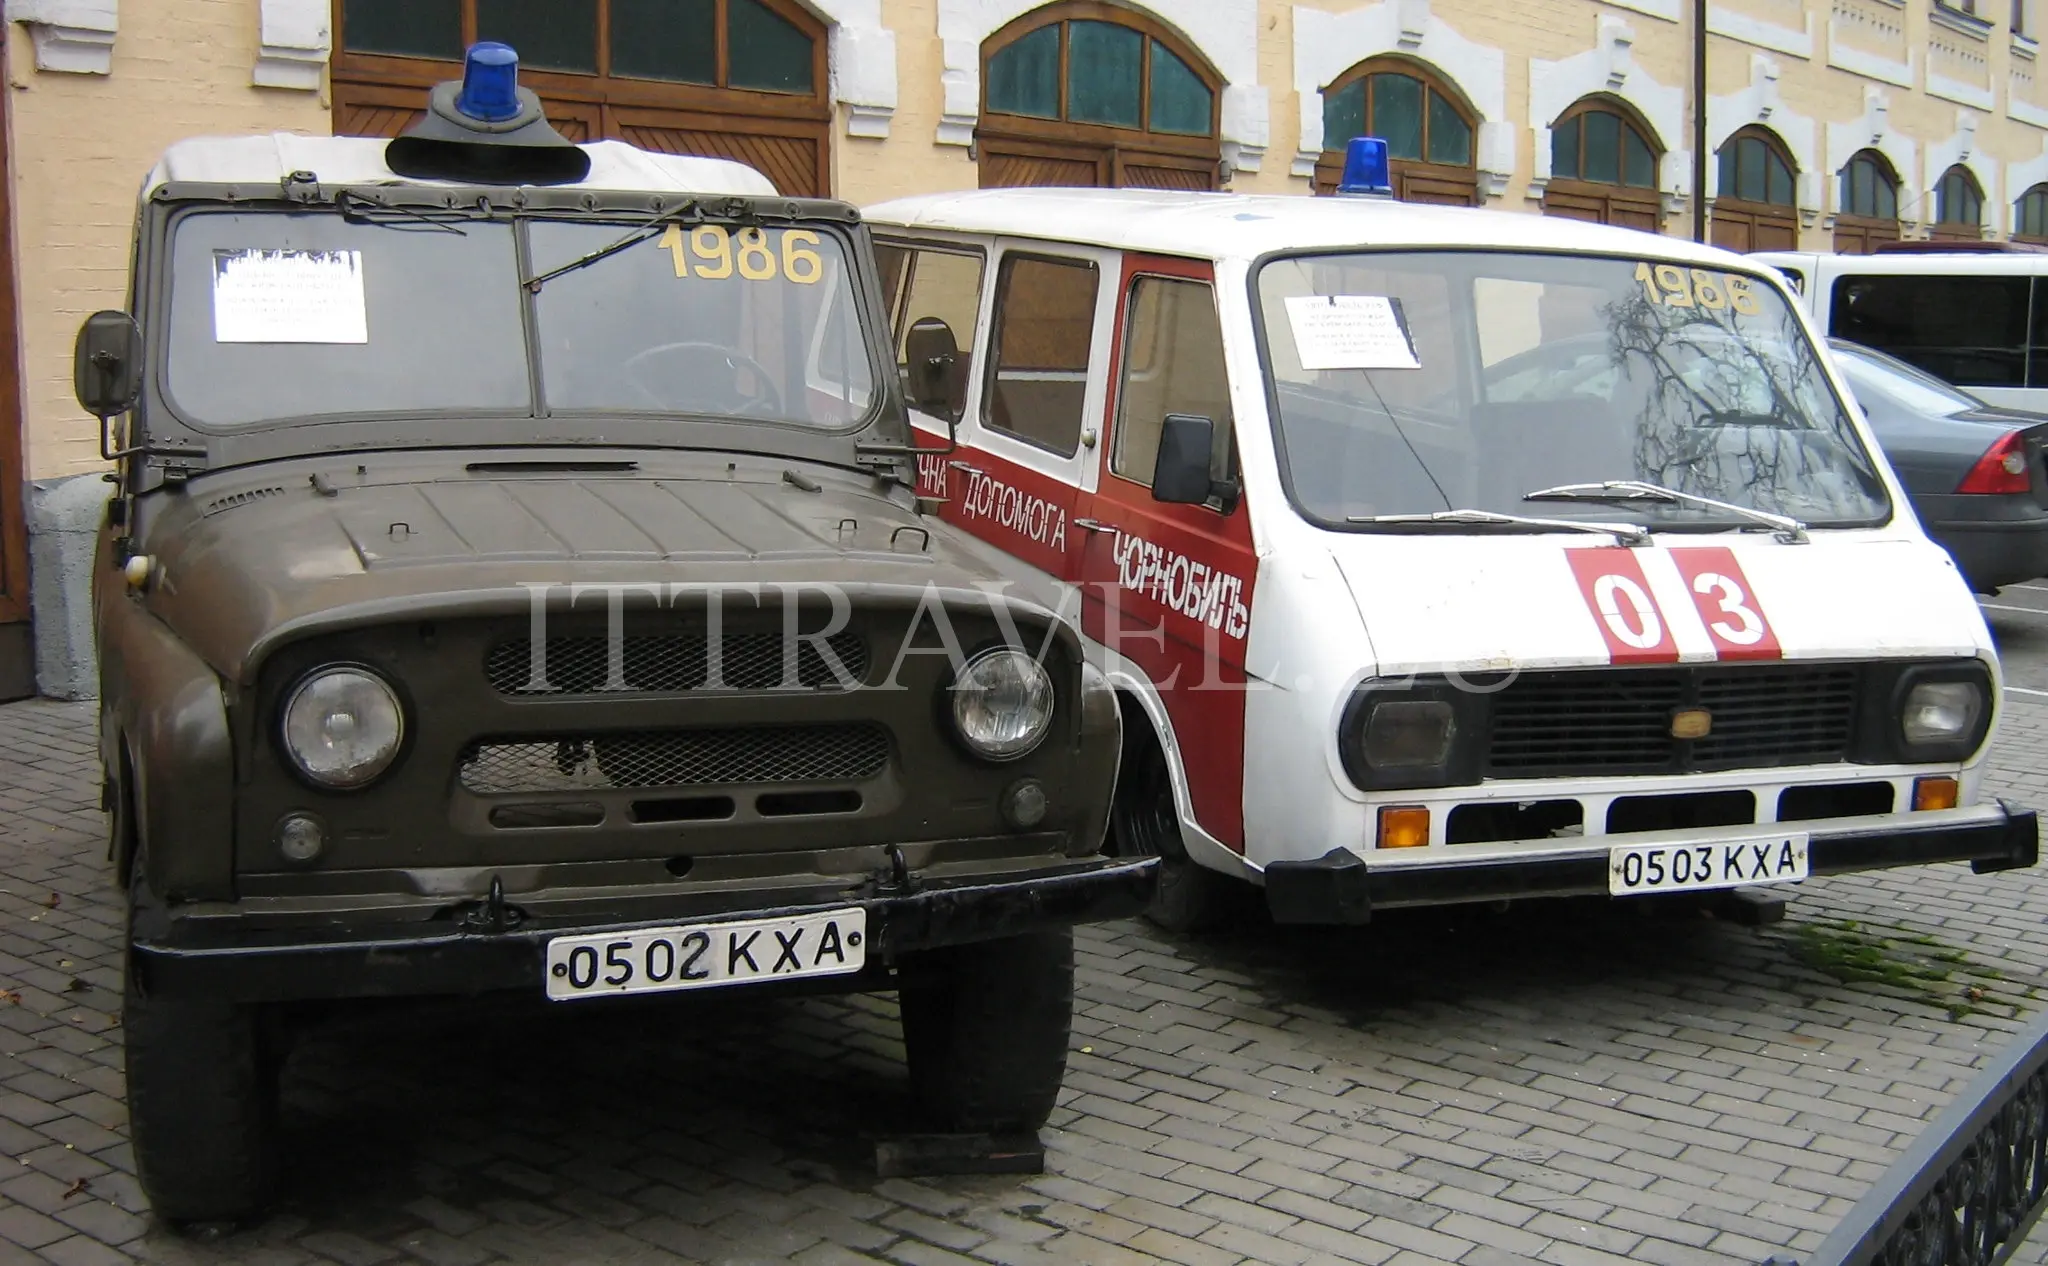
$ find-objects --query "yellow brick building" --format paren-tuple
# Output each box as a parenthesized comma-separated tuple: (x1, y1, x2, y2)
(0, 0, 2041, 690)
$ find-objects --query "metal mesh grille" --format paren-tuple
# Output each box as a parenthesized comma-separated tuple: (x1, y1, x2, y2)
(1488, 665, 1860, 778)
(485, 631, 867, 695)
(459, 725, 891, 795)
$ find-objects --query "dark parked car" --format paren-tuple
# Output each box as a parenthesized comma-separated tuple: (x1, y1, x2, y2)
(1829, 337, 2048, 592)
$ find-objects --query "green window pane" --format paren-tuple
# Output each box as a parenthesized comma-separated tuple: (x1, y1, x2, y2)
(728, 0, 815, 93)
(343, 0, 462, 58)
(477, 0, 598, 73)
(1323, 81, 1366, 151)
(1876, 176, 1897, 221)
(1371, 75, 1423, 161)
(610, 0, 715, 84)
(1717, 143, 1737, 197)
(987, 24, 1059, 118)
(1766, 151, 1793, 206)
(1734, 139, 1765, 201)
(1149, 42, 1211, 135)
(1551, 116, 1580, 180)
(1426, 90, 1471, 165)
(1583, 110, 1620, 184)
(1623, 125, 1655, 187)
(1845, 158, 1870, 215)
(1067, 21, 1142, 127)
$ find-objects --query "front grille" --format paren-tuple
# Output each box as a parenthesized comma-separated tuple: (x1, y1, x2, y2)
(459, 724, 891, 794)
(1487, 665, 1860, 778)
(486, 631, 867, 695)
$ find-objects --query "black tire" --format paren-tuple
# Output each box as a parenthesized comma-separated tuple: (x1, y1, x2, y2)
(124, 867, 279, 1224)
(899, 931, 1074, 1134)
(1108, 718, 1238, 933)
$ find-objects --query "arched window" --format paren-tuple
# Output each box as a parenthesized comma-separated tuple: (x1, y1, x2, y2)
(1934, 166, 1986, 242)
(1541, 98, 1661, 230)
(977, 5, 1221, 190)
(2016, 184, 2048, 243)
(330, 0, 831, 196)
(1711, 128, 1799, 251)
(1834, 150, 1900, 254)
(1314, 58, 1479, 205)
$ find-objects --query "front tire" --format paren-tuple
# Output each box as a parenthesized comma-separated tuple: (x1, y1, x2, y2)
(899, 931, 1074, 1133)
(124, 865, 279, 1224)
(1109, 722, 1237, 933)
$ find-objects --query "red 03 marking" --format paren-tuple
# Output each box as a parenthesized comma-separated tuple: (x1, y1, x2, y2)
(1669, 546, 1781, 660)
(1566, 549, 1678, 663)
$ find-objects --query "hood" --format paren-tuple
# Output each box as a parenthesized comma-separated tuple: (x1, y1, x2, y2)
(1327, 531, 1988, 677)
(138, 452, 997, 686)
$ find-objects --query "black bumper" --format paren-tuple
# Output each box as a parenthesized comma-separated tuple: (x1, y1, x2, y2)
(132, 855, 1157, 1002)
(1265, 802, 2038, 924)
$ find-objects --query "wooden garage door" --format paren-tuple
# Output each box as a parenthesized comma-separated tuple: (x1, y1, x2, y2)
(976, 5, 1222, 191)
(329, 0, 831, 197)
(0, 23, 30, 701)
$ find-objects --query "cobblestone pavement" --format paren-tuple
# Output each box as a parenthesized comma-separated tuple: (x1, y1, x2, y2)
(8, 601, 2048, 1266)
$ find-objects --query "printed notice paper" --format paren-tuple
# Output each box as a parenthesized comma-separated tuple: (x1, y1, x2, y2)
(1283, 294, 1421, 370)
(212, 249, 368, 344)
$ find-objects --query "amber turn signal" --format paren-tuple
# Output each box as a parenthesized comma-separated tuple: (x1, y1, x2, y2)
(1912, 776, 1960, 812)
(1376, 805, 1430, 849)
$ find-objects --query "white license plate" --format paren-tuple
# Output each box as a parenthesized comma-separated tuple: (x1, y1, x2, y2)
(1608, 834, 1809, 896)
(544, 908, 866, 1002)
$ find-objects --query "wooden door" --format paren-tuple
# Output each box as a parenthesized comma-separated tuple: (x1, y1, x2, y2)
(1711, 201, 1797, 252)
(1832, 216, 1899, 254)
(0, 24, 30, 702)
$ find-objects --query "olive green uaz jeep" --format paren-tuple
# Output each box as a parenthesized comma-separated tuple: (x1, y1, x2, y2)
(76, 43, 1149, 1222)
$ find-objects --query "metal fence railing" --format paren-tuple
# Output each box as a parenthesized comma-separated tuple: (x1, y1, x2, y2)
(1762, 1005, 2048, 1266)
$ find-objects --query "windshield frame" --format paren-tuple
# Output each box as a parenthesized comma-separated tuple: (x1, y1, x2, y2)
(1245, 244, 1895, 536)
(131, 183, 906, 485)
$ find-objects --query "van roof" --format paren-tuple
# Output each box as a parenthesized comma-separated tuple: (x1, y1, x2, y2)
(1751, 248, 2048, 275)
(144, 133, 779, 199)
(865, 188, 1756, 268)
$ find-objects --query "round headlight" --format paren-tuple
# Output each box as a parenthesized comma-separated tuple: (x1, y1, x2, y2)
(949, 648, 1055, 761)
(281, 667, 406, 789)
(1902, 680, 1985, 747)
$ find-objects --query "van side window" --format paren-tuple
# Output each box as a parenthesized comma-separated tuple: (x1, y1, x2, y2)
(1777, 267, 1804, 294)
(879, 245, 985, 423)
(985, 254, 1099, 455)
(1830, 273, 2029, 388)
(1115, 277, 1231, 487)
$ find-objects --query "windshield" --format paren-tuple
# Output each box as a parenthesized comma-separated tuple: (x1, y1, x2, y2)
(1255, 251, 1890, 530)
(1829, 339, 1984, 417)
(163, 209, 879, 430)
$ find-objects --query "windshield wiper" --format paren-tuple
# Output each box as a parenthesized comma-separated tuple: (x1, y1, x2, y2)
(1349, 508, 1651, 546)
(1523, 480, 1808, 543)
(521, 199, 728, 293)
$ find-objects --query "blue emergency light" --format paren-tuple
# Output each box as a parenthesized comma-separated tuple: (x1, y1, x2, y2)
(1336, 136, 1394, 198)
(455, 42, 523, 123)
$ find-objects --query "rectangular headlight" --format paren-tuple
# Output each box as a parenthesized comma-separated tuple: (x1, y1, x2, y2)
(1338, 683, 1485, 791)
(1365, 700, 1456, 768)
(1902, 680, 1985, 746)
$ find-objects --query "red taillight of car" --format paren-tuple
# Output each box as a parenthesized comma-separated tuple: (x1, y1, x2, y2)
(1957, 432, 2033, 495)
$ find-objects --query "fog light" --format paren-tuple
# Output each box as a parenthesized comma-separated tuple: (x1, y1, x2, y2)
(1002, 778, 1048, 830)
(276, 812, 325, 862)
(1377, 805, 1430, 849)
(1913, 776, 1960, 812)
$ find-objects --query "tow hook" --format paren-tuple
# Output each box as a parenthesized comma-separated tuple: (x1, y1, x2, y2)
(874, 844, 920, 896)
(458, 874, 526, 934)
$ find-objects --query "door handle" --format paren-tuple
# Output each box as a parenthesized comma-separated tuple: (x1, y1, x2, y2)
(947, 460, 983, 475)
(1073, 518, 1117, 535)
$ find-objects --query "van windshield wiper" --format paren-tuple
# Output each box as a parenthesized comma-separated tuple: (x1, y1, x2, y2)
(1523, 480, 1808, 543)
(1348, 508, 1651, 546)
(521, 200, 711, 293)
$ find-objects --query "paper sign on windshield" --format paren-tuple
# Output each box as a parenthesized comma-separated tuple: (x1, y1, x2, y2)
(1284, 294, 1420, 371)
(212, 249, 368, 344)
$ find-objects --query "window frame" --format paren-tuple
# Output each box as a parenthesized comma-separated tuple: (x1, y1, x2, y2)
(1109, 272, 1232, 501)
(1312, 56, 1481, 204)
(1834, 149, 1901, 254)
(876, 240, 989, 428)
(980, 250, 1106, 459)
(2016, 183, 2048, 243)
(1540, 96, 1663, 229)
(1934, 165, 1987, 241)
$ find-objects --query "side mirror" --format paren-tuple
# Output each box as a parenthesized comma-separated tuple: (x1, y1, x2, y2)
(903, 316, 964, 424)
(1151, 413, 1237, 509)
(74, 310, 142, 426)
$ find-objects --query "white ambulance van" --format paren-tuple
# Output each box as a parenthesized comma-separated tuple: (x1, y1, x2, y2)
(866, 182, 2038, 931)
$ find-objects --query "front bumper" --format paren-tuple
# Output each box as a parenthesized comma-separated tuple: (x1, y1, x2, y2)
(1264, 801, 2038, 923)
(132, 854, 1157, 1002)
